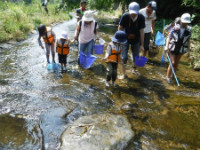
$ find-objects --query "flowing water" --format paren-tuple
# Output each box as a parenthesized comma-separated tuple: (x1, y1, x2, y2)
(0, 17, 200, 150)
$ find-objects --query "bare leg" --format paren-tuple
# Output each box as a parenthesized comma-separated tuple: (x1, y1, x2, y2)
(167, 53, 175, 79)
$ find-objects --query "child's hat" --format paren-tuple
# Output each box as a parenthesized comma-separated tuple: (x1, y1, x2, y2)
(60, 32, 68, 39)
(112, 31, 127, 44)
(181, 13, 191, 23)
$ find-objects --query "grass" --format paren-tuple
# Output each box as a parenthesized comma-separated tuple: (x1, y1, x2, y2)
(0, 1, 71, 42)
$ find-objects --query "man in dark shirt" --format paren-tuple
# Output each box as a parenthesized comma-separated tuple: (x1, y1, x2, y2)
(75, 0, 87, 22)
(118, 2, 145, 78)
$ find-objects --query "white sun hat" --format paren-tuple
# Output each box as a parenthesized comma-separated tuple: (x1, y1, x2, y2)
(181, 13, 191, 23)
(60, 32, 68, 39)
(82, 10, 95, 22)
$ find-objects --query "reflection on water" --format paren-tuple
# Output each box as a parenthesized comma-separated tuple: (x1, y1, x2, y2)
(0, 17, 200, 150)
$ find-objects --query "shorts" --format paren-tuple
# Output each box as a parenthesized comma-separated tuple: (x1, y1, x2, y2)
(121, 42, 140, 64)
(58, 54, 67, 64)
(144, 32, 151, 51)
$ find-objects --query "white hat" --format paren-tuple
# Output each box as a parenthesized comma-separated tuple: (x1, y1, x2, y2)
(82, 10, 95, 22)
(60, 32, 68, 39)
(181, 13, 191, 23)
(129, 2, 140, 14)
(148, 1, 157, 10)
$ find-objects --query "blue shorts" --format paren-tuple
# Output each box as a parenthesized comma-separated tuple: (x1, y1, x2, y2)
(121, 42, 140, 64)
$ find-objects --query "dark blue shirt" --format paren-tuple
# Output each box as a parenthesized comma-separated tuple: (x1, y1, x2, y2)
(119, 12, 145, 43)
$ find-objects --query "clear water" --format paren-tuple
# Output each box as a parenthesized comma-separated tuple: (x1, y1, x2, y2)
(0, 18, 200, 150)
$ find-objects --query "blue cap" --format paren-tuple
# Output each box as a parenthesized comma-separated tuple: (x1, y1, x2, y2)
(148, 1, 157, 10)
(112, 31, 127, 44)
(129, 2, 140, 14)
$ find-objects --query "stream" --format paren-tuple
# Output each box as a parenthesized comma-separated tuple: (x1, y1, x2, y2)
(0, 17, 200, 150)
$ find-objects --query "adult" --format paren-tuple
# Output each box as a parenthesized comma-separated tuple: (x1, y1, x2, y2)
(42, 0, 49, 15)
(118, 2, 145, 78)
(165, 13, 192, 84)
(139, 1, 157, 57)
(75, 0, 87, 22)
(74, 10, 98, 64)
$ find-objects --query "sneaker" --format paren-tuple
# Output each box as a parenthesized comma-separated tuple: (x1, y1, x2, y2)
(105, 81, 110, 87)
(63, 66, 67, 71)
(167, 78, 172, 84)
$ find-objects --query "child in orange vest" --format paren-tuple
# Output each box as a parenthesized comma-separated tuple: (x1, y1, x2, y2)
(38, 24, 56, 64)
(104, 31, 127, 87)
(56, 32, 71, 71)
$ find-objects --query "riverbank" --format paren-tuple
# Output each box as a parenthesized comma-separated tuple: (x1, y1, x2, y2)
(0, 1, 71, 42)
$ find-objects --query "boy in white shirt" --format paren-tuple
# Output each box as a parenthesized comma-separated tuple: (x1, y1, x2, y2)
(139, 1, 157, 57)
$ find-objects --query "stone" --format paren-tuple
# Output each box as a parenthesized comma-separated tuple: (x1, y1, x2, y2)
(60, 113, 134, 150)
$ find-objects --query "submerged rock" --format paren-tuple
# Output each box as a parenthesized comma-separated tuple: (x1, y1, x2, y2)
(60, 113, 134, 150)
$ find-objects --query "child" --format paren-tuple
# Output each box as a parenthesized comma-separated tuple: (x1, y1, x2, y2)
(38, 24, 56, 64)
(163, 17, 180, 37)
(165, 13, 192, 84)
(104, 31, 127, 87)
(56, 32, 71, 71)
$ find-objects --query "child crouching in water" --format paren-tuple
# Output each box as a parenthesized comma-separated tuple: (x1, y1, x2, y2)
(56, 32, 72, 71)
(104, 31, 127, 87)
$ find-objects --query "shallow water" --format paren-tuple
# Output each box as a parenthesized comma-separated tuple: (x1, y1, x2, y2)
(0, 18, 200, 150)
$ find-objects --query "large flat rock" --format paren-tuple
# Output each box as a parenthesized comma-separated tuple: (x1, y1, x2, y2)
(60, 113, 134, 150)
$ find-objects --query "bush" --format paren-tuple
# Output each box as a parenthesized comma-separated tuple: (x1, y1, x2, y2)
(0, 1, 71, 42)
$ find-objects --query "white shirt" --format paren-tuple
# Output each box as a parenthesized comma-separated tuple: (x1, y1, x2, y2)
(139, 8, 156, 33)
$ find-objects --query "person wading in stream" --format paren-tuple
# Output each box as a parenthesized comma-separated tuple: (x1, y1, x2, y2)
(118, 2, 145, 79)
(38, 24, 56, 64)
(139, 1, 157, 58)
(75, 0, 87, 22)
(163, 17, 181, 37)
(56, 32, 72, 71)
(42, 0, 49, 15)
(74, 10, 98, 65)
(165, 13, 192, 84)
(104, 31, 127, 87)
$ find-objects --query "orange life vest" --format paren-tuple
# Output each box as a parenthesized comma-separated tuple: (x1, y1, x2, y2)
(56, 39, 70, 55)
(105, 44, 121, 63)
(42, 27, 54, 44)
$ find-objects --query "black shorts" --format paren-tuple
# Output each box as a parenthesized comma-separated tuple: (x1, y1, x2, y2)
(144, 32, 151, 51)
(58, 54, 67, 64)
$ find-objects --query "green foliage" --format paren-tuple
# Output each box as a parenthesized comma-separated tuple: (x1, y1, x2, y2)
(191, 24, 200, 40)
(0, 1, 71, 42)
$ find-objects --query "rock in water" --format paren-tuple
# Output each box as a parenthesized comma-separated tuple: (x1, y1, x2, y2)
(60, 113, 134, 150)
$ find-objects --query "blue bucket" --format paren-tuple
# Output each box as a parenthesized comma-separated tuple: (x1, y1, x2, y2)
(135, 56, 148, 67)
(80, 52, 97, 69)
(93, 44, 104, 54)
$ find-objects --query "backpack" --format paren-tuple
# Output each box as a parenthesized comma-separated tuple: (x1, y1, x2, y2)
(79, 21, 98, 34)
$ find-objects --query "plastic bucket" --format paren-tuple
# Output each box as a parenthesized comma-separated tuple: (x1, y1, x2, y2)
(79, 52, 97, 69)
(135, 56, 148, 67)
(94, 44, 104, 54)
